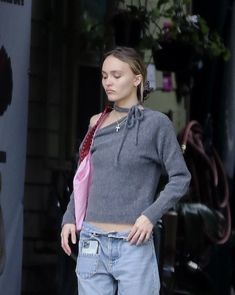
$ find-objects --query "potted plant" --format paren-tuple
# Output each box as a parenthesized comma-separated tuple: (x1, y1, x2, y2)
(148, 0, 230, 72)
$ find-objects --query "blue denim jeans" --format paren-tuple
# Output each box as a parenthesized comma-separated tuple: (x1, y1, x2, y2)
(76, 222, 160, 295)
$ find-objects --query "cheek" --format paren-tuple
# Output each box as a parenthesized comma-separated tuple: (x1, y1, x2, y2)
(118, 79, 134, 92)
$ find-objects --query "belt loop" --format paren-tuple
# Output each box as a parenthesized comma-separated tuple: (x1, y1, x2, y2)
(92, 232, 99, 237)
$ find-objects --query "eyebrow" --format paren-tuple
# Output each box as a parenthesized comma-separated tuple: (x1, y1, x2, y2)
(101, 70, 123, 75)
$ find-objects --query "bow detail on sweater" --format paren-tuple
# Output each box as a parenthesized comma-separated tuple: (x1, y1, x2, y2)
(115, 105, 144, 166)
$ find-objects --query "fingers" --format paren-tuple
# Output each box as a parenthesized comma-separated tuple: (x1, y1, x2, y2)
(144, 231, 152, 243)
(61, 224, 77, 256)
(127, 225, 139, 244)
(127, 227, 149, 245)
(127, 215, 153, 245)
(71, 228, 77, 245)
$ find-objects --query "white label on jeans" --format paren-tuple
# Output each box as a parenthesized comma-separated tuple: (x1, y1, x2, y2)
(81, 240, 99, 255)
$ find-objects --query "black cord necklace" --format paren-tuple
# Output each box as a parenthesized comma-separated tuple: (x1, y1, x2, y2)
(113, 104, 139, 113)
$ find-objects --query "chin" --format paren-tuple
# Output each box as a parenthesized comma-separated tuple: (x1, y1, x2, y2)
(107, 95, 120, 103)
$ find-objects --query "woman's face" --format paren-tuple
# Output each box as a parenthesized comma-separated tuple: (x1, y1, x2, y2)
(102, 55, 141, 104)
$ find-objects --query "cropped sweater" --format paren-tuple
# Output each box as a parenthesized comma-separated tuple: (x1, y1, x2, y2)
(62, 107, 191, 227)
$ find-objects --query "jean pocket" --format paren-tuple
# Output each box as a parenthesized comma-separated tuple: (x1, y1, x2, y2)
(76, 239, 99, 279)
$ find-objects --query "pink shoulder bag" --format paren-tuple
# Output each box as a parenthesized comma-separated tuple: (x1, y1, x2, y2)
(73, 107, 111, 230)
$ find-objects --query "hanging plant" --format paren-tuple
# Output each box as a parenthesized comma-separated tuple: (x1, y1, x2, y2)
(148, 0, 230, 71)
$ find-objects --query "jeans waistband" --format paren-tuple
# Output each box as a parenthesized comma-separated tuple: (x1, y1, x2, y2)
(82, 222, 130, 239)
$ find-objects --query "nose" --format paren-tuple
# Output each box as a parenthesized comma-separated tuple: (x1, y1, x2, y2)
(104, 76, 113, 87)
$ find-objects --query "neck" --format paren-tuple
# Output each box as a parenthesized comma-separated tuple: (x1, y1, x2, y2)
(113, 104, 131, 113)
(114, 98, 140, 110)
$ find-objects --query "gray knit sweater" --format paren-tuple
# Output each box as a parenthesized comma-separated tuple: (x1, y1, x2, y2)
(62, 107, 191, 227)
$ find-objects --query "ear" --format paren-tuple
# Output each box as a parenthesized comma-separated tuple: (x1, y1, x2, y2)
(133, 74, 142, 87)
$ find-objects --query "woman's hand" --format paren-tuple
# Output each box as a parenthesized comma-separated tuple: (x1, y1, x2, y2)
(127, 215, 153, 245)
(61, 223, 77, 256)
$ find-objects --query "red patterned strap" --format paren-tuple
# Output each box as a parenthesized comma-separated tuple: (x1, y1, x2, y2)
(79, 106, 112, 162)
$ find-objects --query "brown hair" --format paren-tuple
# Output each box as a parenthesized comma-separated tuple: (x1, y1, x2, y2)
(103, 47, 150, 102)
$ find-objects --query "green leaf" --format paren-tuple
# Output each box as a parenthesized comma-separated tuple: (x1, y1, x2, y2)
(157, 0, 169, 9)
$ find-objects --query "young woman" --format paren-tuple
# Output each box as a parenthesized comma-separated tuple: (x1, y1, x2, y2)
(61, 47, 191, 295)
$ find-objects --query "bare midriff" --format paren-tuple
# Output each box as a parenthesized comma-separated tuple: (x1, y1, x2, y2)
(89, 222, 133, 232)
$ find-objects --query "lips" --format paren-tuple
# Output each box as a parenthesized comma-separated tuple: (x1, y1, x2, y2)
(106, 89, 115, 94)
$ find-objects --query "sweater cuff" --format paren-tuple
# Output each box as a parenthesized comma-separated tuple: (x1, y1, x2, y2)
(61, 192, 76, 227)
(142, 208, 161, 226)
(61, 211, 76, 228)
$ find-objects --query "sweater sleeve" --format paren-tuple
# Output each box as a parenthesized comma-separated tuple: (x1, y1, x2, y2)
(142, 115, 191, 225)
(61, 192, 76, 227)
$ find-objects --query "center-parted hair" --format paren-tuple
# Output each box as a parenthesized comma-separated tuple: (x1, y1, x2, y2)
(103, 47, 152, 101)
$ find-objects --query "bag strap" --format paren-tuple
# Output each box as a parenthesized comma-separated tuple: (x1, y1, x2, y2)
(79, 106, 112, 162)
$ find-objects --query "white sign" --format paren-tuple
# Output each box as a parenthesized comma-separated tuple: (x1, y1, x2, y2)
(0, 1, 32, 294)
